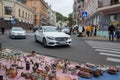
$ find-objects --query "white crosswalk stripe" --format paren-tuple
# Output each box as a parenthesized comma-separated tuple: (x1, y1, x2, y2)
(85, 40, 120, 63)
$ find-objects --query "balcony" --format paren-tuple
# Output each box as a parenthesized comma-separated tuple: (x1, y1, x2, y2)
(98, 0, 120, 8)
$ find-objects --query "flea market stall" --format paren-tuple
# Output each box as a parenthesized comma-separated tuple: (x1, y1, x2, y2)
(0, 48, 120, 80)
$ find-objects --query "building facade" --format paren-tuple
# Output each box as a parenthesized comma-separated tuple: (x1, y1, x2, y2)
(26, 0, 48, 27)
(48, 5, 56, 26)
(84, 0, 120, 36)
(0, 0, 33, 29)
(73, 0, 84, 26)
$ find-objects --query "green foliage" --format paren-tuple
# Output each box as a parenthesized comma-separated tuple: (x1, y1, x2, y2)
(56, 12, 68, 22)
(68, 13, 73, 27)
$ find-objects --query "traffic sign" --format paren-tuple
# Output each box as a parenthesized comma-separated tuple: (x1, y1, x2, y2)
(82, 12, 88, 18)
(11, 20, 16, 24)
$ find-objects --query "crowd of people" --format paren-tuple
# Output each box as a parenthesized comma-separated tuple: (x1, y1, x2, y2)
(71, 23, 120, 41)
(72, 24, 98, 37)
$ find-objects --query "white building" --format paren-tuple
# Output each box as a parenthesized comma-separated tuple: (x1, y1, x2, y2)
(48, 5, 56, 26)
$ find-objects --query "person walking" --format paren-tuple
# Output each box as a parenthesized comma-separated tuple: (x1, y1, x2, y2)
(78, 25, 83, 37)
(86, 25, 91, 37)
(1, 26, 5, 35)
(108, 24, 115, 41)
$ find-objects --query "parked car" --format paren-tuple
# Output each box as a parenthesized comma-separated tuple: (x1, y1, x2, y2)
(61, 27, 70, 34)
(9, 27, 26, 39)
(34, 26, 72, 47)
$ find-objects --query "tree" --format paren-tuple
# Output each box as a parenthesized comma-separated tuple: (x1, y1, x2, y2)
(68, 13, 73, 27)
(56, 12, 64, 22)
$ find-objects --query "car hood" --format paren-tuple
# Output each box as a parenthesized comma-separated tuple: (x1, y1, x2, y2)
(44, 32, 70, 37)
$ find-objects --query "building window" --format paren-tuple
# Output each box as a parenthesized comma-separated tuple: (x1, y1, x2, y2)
(26, 12, 27, 19)
(19, 9, 21, 17)
(22, 11, 24, 18)
(4, 6, 13, 15)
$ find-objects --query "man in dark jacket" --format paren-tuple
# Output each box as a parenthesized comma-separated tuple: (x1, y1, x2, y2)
(108, 24, 115, 41)
(1, 26, 5, 35)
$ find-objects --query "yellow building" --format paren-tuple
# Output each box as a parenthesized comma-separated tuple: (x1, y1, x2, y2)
(26, 0, 49, 27)
(0, 0, 33, 29)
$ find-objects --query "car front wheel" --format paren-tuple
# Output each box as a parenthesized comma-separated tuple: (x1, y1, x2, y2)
(42, 38, 47, 47)
(35, 35, 38, 42)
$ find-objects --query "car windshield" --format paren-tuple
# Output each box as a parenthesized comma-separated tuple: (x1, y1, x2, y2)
(12, 27, 23, 31)
(43, 27, 58, 32)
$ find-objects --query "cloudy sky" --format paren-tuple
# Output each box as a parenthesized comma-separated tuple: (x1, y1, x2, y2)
(44, 0, 74, 17)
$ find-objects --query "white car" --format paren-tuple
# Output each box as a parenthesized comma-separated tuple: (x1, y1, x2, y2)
(34, 26, 72, 47)
(9, 27, 26, 39)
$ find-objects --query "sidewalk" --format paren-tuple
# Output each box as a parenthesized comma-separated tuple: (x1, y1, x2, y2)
(82, 36, 120, 42)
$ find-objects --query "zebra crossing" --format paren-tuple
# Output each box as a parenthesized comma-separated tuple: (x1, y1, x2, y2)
(85, 40, 120, 63)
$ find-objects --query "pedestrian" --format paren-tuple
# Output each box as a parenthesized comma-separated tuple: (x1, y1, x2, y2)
(1, 26, 5, 35)
(108, 23, 115, 41)
(115, 24, 120, 41)
(78, 25, 83, 37)
(94, 25, 97, 36)
(86, 25, 91, 37)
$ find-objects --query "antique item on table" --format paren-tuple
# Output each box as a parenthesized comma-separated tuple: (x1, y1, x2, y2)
(51, 63, 57, 71)
(31, 51, 36, 57)
(39, 69, 48, 80)
(25, 73, 31, 79)
(0, 75, 3, 80)
(30, 59, 34, 64)
(108, 67, 117, 74)
(71, 68, 77, 75)
(77, 70, 92, 78)
(17, 58, 24, 69)
(26, 61, 30, 70)
(80, 67, 93, 73)
(32, 63, 39, 72)
(92, 69, 104, 77)
(63, 62, 68, 73)
(48, 71, 57, 80)
(6, 67, 18, 78)
(44, 65, 50, 72)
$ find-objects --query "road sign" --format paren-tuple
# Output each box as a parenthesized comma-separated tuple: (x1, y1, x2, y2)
(82, 12, 88, 18)
(11, 20, 16, 24)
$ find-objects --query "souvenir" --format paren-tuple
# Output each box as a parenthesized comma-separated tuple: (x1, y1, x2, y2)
(6, 67, 18, 78)
(48, 71, 56, 80)
(71, 68, 76, 75)
(63, 62, 67, 73)
(44, 65, 50, 72)
(31, 51, 36, 57)
(92, 69, 103, 77)
(0, 75, 3, 80)
(51, 63, 57, 70)
(26, 61, 30, 70)
(108, 67, 117, 74)
(77, 70, 92, 78)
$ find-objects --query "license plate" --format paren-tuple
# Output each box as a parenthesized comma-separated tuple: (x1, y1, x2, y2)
(59, 41, 66, 44)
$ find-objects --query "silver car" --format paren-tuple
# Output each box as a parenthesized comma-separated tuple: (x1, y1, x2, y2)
(34, 26, 72, 47)
(9, 27, 26, 39)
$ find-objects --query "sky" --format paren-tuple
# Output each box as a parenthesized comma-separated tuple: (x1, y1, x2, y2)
(44, 0, 74, 17)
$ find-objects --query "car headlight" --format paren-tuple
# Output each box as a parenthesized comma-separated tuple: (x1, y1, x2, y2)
(47, 36, 55, 40)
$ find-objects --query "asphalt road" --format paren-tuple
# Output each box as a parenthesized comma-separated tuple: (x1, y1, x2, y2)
(0, 32, 119, 66)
